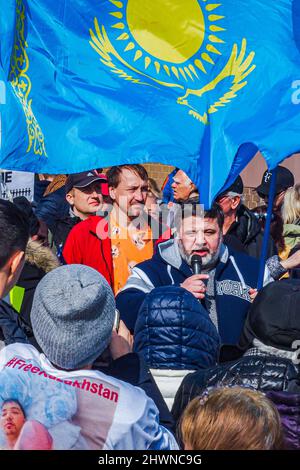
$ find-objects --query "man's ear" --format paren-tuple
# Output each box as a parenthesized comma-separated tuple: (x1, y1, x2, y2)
(109, 186, 116, 201)
(0, 251, 26, 298)
(10, 251, 25, 276)
(231, 196, 241, 211)
(66, 191, 74, 206)
(275, 191, 285, 208)
(191, 182, 198, 193)
(7, 250, 25, 287)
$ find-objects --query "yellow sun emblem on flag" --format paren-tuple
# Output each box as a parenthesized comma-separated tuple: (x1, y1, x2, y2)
(89, 0, 256, 124)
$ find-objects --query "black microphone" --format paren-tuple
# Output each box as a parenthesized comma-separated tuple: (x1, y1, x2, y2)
(191, 254, 202, 275)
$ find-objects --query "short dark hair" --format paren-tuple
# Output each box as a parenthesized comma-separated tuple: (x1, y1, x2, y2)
(0, 200, 30, 269)
(13, 197, 39, 237)
(204, 204, 224, 230)
(107, 164, 148, 188)
(175, 202, 224, 231)
(2, 399, 26, 418)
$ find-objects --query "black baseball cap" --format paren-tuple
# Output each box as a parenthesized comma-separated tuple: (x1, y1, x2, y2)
(65, 171, 106, 194)
(256, 166, 294, 197)
(217, 175, 244, 198)
(219, 279, 300, 362)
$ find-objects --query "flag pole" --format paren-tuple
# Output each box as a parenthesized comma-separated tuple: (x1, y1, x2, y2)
(256, 166, 278, 289)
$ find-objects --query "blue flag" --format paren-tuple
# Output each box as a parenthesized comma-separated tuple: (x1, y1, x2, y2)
(1, 0, 300, 206)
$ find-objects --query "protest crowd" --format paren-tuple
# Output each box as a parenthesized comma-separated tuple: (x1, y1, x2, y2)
(0, 164, 300, 450)
(1, 0, 300, 453)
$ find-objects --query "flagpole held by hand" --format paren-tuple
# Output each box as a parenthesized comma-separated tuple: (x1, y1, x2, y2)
(257, 166, 278, 290)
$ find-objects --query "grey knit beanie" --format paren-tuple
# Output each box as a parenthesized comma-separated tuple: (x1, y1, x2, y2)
(31, 264, 115, 370)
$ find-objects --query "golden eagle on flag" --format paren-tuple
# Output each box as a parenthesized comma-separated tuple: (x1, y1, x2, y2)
(89, 0, 256, 124)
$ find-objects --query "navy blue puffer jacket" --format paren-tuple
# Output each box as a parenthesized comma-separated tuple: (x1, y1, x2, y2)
(133, 286, 220, 370)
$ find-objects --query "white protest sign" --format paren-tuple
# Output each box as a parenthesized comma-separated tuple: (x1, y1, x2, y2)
(0, 169, 34, 201)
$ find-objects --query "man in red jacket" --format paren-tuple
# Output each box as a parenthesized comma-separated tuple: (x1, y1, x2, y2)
(63, 164, 169, 293)
(63, 212, 113, 287)
(62, 214, 113, 288)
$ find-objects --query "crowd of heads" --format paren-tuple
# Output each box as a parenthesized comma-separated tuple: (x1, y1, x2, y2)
(0, 162, 300, 450)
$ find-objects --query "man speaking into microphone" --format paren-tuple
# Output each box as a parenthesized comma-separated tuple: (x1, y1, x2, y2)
(117, 203, 273, 345)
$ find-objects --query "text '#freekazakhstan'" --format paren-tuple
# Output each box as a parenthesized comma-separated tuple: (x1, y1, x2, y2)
(4, 357, 119, 403)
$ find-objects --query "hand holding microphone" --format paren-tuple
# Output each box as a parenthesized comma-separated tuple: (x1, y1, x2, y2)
(180, 254, 209, 300)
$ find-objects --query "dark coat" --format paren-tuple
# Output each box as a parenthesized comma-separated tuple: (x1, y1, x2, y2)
(224, 205, 277, 259)
(0, 300, 30, 345)
(267, 390, 300, 450)
(35, 185, 70, 231)
(50, 215, 81, 253)
(134, 286, 220, 370)
(172, 353, 300, 424)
